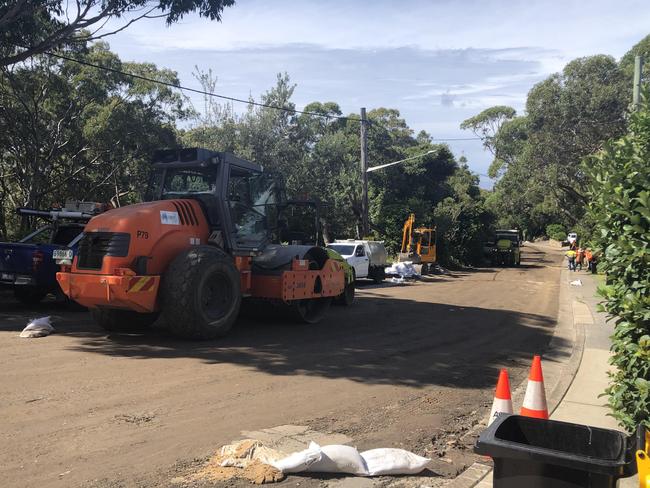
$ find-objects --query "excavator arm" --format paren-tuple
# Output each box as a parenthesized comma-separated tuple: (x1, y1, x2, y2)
(401, 213, 416, 254)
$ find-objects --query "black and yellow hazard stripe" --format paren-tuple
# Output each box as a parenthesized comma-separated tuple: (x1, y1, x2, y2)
(127, 276, 156, 293)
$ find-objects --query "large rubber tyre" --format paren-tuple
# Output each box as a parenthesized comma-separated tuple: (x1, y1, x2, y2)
(13, 286, 47, 305)
(160, 246, 241, 340)
(371, 266, 385, 284)
(336, 270, 355, 306)
(290, 298, 332, 324)
(91, 308, 158, 332)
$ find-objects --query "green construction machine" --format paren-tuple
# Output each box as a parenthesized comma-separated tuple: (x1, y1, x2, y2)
(487, 229, 521, 266)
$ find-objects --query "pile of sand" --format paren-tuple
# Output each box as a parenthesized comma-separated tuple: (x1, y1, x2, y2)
(182, 439, 286, 485)
(191, 459, 284, 484)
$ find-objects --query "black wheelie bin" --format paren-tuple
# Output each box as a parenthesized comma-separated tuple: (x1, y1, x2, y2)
(475, 414, 637, 488)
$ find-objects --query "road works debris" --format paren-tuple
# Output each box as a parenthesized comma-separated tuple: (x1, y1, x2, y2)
(177, 440, 285, 485)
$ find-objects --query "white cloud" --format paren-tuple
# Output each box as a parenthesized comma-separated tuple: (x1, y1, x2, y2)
(112, 0, 649, 59)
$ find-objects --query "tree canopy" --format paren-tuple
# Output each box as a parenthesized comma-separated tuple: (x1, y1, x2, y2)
(0, 0, 235, 67)
(180, 69, 491, 263)
(0, 41, 183, 236)
(463, 40, 646, 239)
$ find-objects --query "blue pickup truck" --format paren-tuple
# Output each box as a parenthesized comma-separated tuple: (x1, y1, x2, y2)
(0, 204, 101, 305)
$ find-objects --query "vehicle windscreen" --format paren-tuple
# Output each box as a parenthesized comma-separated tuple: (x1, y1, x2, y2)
(161, 167, 218, 197)
(496, 234, 518, 244)
(228, 169, 278, 249)
(19, 226, 52, 244)
(52, 226, 84, 246)
(327, 244, 355, 256)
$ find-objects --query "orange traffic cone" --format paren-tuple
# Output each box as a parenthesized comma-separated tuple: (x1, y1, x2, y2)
(489, 369, 513, 425)
(520, 355, 549, 419)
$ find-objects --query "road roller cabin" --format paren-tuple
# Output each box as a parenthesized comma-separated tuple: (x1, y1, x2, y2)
(56, 148, 347, 339)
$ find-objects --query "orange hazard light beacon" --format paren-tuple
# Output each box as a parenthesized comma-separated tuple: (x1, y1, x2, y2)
(57, 148, 347, 339)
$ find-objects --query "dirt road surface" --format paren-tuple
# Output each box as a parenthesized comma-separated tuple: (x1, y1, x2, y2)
(0, 243, 563, 487)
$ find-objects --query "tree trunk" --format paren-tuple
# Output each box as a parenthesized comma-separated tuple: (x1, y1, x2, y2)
(0, 201, 6, 241)
(319, 216, 331, 244)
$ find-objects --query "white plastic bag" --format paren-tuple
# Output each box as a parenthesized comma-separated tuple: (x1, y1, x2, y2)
(360, 448, 431, 476)
(272, 442, 322, 473)
(401, 263, 419, 277)
(20, 316, 55, 338)
(385, 261, 419, 278)
(305, 442, 368, 475)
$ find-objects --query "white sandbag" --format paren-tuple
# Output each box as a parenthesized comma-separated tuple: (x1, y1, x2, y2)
(305, 442, 368, 475)
(19, 316, 55, 338)
(360, 448, 431, 476)
(272, 442, 322, 473)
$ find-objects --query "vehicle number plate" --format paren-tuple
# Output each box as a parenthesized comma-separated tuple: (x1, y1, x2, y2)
(53, 249, 73, 260)
(1, 272, 14, 281)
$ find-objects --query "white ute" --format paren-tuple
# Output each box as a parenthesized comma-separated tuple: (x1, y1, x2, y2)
(326, 240, 388, 283)
(567, 232, 578, 245)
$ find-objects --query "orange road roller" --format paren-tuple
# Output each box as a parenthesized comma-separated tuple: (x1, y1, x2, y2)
(57, 148, 349, 339)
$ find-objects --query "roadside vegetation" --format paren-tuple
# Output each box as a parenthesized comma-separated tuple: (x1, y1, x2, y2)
(462, 36, 650, 243)
(585, 92, 650, 431)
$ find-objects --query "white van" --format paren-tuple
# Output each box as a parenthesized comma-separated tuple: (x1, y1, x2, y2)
(326, 240, 388, 283)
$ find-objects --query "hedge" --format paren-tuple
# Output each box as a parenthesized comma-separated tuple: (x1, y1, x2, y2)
(545, 223, 567, 242)
(585, 92, 650, 431)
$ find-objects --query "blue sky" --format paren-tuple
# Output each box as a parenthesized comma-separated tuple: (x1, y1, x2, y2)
(106, 0, 650, 187)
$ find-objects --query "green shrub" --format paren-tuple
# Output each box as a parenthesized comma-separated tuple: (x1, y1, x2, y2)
(585, 92, 650, 432)
(545, 223, 566, 241)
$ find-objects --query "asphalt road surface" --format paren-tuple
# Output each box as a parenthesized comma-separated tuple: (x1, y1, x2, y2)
(0, 243, 563, 487)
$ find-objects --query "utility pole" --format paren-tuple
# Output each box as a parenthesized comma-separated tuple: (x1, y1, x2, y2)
(360, 107, 369, 238)
(633, 55, 643, 111)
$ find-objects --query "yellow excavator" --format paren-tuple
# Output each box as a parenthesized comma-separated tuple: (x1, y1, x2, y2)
(398, 213, 437, 275)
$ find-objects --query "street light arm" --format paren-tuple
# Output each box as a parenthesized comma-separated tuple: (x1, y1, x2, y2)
(366, 150, 435, 173)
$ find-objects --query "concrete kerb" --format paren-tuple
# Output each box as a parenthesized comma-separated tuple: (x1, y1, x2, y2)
(446, 263, 587, 488)
(547, 267, 587, 416)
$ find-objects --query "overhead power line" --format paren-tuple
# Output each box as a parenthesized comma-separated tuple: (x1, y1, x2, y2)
(44, 50, 362, 123)
(368, 120, 480, 142)
(431, 137, 482, 141)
